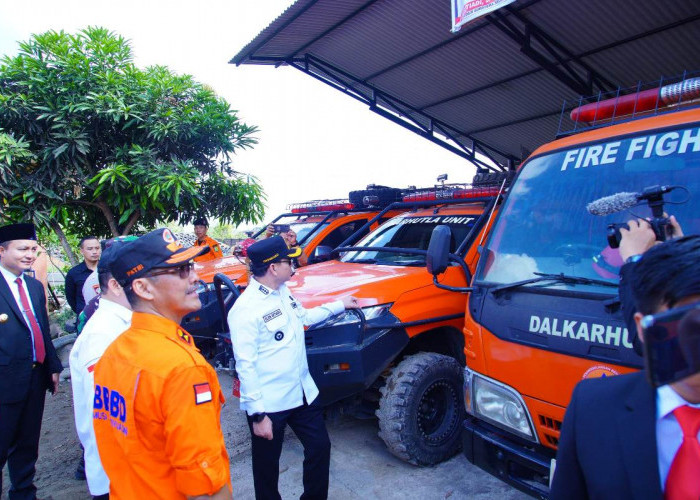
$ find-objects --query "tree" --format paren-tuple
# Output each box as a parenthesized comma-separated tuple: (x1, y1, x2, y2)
(0, 27, 265, 242)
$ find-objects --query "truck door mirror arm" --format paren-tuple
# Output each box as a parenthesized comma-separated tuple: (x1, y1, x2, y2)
(427, 225, 473, 293)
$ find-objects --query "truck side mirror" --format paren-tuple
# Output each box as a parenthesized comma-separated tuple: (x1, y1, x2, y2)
(426, 225, 451, 275)
(310, 245, 333, 264)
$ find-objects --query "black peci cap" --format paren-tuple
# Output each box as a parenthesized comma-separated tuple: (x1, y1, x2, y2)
(247, 236, 302, 268)
(0, 223, 37, 244)
(110, 228, 207, 285)
(193, 217, 209, 227)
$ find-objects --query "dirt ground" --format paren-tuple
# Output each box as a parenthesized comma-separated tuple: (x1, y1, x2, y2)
(2, 371, 527, 500)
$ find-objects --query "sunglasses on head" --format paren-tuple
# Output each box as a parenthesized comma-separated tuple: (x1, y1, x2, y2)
(641, 300, 700, 387)
(147, 262, 195, 279)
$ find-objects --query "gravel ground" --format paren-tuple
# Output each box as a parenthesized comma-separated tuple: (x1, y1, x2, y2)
(2, 371, 527, 500)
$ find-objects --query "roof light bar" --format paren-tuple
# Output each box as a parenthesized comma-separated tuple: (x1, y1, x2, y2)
(402, 186, 500, 202)
(288, 199, 355, 214)
(571, 77, 700, 123)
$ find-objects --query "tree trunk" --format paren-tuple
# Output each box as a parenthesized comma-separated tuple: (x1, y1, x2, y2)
(95, 199, 120, 237)
(49, 219, 78, 267)
(122, 209, 141, 236)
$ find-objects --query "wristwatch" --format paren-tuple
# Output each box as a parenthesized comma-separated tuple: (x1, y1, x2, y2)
(251, 412, 267, 423)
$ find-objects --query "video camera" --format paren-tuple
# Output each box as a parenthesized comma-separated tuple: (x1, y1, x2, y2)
(590, 185, 677, 248)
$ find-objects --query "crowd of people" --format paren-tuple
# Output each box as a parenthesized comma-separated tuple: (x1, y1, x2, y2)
(0, 220, 355, 500)
(0, 213, 698, 500)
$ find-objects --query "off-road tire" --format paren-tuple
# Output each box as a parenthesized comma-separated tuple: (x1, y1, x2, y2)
(376, 352, 464, 465)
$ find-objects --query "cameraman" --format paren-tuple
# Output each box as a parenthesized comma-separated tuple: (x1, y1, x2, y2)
(264, 224, 308, 267)
(618, 216, 683, 337)
(551, 218, 700, 500)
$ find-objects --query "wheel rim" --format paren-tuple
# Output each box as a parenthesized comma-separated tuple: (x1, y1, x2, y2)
(417, 379, 460, 445)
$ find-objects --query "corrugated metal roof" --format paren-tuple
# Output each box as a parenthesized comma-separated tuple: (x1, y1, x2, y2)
(232, 0, 700, 169)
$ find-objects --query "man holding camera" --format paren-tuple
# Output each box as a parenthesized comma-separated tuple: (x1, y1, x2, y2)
(228, 236, 358, 499)
(551, 217, 700, 500)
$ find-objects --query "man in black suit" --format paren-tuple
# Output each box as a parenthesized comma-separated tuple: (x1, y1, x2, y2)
(0, 223, 63, 500)
(550, 226, 700, 500)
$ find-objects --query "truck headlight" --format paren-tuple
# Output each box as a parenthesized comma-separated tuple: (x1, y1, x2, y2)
(465, 369, 536, 442)
(309, 303, 393, 330)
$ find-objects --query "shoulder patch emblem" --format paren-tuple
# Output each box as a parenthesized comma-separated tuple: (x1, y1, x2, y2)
(213, 245, 220, 252)
(194, 383, 212, 405)
(263, 309, 282, 323)
(177, 329, 192, 345)
(274, 331, 284, 341)
(259, 285, 269, 295)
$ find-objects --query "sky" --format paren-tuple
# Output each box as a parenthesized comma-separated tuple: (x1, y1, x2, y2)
(0, 0, 475, 229)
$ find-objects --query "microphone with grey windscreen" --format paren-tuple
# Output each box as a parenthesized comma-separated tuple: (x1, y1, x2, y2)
(586, 192, 640, 216)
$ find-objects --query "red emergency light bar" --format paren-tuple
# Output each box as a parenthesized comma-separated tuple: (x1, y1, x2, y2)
(571, 77, 700, 123)
(288, 199, 355, 214)
(402, 186, 500, 202)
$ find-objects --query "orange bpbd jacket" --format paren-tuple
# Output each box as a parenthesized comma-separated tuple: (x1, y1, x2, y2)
(194, 236, 224, 263)
(93, 313, 231, 499)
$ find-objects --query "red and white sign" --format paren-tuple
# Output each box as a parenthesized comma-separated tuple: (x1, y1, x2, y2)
(194, 383, 213, 405)
(451, 0, 516, 32)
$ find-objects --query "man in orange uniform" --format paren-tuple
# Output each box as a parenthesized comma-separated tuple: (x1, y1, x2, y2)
(93, 228, 232, 500)
(193, 218, 224, 263)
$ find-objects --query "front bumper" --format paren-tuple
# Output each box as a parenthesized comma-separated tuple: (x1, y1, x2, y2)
(462, 416, 553, 499)
(305, 320, 409, 406)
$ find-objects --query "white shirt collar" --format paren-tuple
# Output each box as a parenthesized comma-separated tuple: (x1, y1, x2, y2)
(0, 263, 23, 284)
(96, 297, 132, 323)
(249, 278, 279, 298)
(657, 384, 700, 420)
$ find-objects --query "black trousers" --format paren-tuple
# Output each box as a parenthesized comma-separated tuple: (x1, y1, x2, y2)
(246, 398, 331, 500)
(0, 366, 47, 500)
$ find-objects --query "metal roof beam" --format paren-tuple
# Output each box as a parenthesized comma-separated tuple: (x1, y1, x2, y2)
(419, 12, 700, 111)
(487, 7, 615, 96)
(362, 0, 544, 82)
(467, 109, 561, 135)
(284, 54, 515, 170)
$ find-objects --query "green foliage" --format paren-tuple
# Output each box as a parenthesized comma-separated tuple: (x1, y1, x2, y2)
(0, 27, 264, 237)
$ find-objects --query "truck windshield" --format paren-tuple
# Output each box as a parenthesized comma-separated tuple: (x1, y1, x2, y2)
(476, 124, 700, 293)
(341, 214, 477, 266)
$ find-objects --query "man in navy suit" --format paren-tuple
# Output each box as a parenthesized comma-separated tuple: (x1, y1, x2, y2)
(0, 223, 63, 500)
(551, 225, 700, 500)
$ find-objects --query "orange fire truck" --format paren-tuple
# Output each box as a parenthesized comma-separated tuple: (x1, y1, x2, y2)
(427, 76, 700, 497)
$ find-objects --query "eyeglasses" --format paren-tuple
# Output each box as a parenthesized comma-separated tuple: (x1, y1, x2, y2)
(146, 262, 195, 279)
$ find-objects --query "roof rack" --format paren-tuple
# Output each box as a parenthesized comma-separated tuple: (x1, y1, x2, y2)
(287, 199, 354, 214)
(557, 71, 700, 138)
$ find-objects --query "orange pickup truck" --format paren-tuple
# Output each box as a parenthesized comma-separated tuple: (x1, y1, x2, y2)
(281, 182, 503, 465)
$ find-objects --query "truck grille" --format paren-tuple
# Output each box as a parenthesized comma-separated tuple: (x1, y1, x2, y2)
(538, 415, 562, 447)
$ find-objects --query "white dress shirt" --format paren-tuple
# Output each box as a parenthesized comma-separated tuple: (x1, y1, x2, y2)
(656, 383, 700, 490)
(0, 264, 39, 360)
(69, 298, 131, 495)
(227, 278, 344, 415)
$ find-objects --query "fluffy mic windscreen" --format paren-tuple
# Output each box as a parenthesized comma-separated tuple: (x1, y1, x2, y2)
(586, 192, 640, 216)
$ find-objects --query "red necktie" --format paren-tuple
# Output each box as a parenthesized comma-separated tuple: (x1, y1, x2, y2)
(665, 405, 700, 500)
(15, 277, 46, 363)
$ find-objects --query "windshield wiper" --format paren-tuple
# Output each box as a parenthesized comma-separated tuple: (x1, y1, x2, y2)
(385, 259, 425, 267)
(492, 272, 617, 295)
(348, 258, 378, 264)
